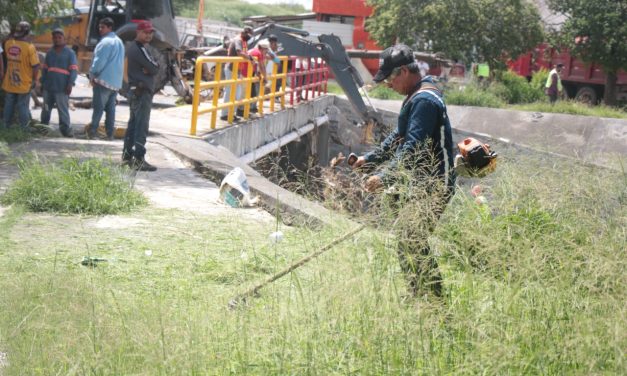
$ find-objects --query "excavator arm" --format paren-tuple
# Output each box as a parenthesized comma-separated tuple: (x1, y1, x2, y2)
(250, 23, 380, 125)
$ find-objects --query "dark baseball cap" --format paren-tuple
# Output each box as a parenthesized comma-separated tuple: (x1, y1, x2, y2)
(14, 21, 31, 38)
(373, 44, 415, 83)
(52, 28, 64, 36)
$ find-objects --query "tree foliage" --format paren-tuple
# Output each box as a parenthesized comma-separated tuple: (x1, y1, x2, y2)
(366, 0, 544, 70)
(547, 0, 627, 105)
(0, 0, 69, 29)
(173, 0, 306, 26)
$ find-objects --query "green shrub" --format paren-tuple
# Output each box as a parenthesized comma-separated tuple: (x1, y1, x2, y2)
(493, 70, 545, 104)
(367, 84, 405, 100)
(325, 82, 344, 95)
(445, 84, 506, 108)
(530, 68, 550, 95)
(1, 156, 147, 215)
(0, 127, 33, 143)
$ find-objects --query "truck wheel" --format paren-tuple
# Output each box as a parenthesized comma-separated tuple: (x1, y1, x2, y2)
(575, 86, 598, 104)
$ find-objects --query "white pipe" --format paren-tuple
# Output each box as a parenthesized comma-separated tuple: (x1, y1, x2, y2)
(239, 114, 329, 164)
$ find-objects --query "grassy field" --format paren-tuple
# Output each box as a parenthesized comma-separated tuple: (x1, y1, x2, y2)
(328, 76, 627, 119)
(0, 142, 625, 374)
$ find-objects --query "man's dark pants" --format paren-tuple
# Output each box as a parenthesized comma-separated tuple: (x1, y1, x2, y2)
(393, 186, 454, 297)
(41, 90, 71, 135)
(123, 90, 153, 160)
(2, 92, 31, 130)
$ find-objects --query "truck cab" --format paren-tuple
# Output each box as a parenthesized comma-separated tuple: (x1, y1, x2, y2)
(32, 0, 191, 99)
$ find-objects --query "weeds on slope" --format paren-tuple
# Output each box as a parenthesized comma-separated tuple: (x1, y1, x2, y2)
(0, 146, 625, 374)
(1, 155, 146, 215)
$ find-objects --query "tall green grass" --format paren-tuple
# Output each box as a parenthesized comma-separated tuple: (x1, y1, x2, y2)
(445, 84, 506, 108)
(0, 148, 625, 374)
(513, 100, 627, 118)
(0, 127, 33, 144)
(1, 156, 147, 215)
(494, 70, 546, 104)
(366, 84, 405, 100)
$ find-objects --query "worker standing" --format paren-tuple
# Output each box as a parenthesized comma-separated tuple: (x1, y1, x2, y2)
(2, 21, 39, 131)
(221, 26, 253, 121)
(545, 63, 564, 104)
(247, 39, 274, 113)
(88, 17, 124, 140)
(0, 43, 4, 84)
(351, 44, 456, 298)
(122, 20, 159, 172)
(266, 34, 283, 93)
(40, 28, 78, 138)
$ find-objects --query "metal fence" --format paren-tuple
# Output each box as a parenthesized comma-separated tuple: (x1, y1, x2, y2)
(190, 55, 329, 136)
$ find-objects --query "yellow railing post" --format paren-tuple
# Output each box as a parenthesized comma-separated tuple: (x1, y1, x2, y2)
(281, 58, 288, 108)
(211, 62, 222, 129)
(190, 55, 204, 136)
(228, 61, 239, 123)
(242, 61, 253, 119)
(189, 55, 307, 135)
(269, 61, 277, 112)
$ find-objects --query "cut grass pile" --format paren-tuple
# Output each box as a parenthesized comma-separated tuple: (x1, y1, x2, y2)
(0, 145, 625, 374)
(1, 156, 147, 215)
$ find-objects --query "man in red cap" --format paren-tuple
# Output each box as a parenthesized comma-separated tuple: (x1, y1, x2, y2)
(122, 20, 160, 171)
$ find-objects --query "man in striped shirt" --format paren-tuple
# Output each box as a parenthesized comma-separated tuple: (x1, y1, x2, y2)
(40, 28, 78, 137)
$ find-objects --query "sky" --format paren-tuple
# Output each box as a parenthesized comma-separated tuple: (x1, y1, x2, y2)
(240, 0, 313, 11)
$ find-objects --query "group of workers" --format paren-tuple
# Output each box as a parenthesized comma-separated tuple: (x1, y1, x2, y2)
(219, 26, 282, 121)
(0, 18, 159, 171)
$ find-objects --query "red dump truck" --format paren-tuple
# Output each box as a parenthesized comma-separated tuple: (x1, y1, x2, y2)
(509, 44, 627, 103)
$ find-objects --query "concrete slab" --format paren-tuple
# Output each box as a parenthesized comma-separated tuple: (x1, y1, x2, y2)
(0, 138, 273, 220)
(154, 134, 344, 227)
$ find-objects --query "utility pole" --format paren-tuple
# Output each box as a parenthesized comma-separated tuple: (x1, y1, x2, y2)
(197, 0, 204, 35)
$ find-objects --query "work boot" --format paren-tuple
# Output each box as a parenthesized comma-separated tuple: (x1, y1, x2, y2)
(121, 153, 133, 167)
(133, 158, 157, 172)
(220, 114, 240, 121)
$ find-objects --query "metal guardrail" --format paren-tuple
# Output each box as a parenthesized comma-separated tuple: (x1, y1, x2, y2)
(190, 56, 329, 136)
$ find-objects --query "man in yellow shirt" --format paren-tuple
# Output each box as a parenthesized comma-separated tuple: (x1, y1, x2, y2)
(2, 21, 40, 130)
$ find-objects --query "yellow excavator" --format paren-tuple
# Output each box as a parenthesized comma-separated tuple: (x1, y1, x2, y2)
(32, 0, 191, 100)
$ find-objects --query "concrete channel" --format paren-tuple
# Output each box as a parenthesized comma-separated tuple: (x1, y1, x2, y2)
(153, 94, 627, 227)
(5, 82, 626, 227)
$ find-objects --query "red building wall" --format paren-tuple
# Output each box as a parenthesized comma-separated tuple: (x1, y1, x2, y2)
(313, 0, 382, 74)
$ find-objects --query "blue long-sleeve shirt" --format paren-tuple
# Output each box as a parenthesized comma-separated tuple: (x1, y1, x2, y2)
(40, 46, 78, 93)
(365, 77, 456, 189)
(89, 31, 124, 90)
